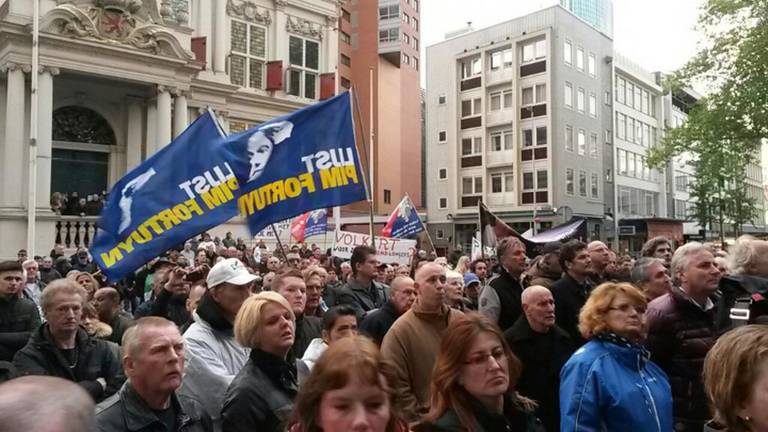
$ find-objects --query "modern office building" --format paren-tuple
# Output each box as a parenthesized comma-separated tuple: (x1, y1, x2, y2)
(560, 0, 613, 37)
(337, 0, 423, 218)
(425, 5, 613, 254)
(0, 0, 342, 258)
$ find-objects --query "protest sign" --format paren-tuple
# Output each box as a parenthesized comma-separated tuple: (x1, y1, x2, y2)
(332, 230, 416, 265)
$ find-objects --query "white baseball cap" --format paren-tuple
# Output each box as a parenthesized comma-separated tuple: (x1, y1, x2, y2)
(206, 258, 257, 288)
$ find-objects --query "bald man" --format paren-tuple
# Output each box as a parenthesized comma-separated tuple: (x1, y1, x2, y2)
(0, 376, 95, 432)
(587, 241, 611, 284)
(380, 263, 463, 422)
(94, 288, 134, 345)
(504, 286, 574, 432)
(360, 276, 417, 345)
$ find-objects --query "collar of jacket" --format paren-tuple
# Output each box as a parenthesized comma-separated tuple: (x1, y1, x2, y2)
(507, 315, 560, 341)
(468, 392, 536, 431)
(250, 348, 298, 393)
(34, 324, 94, 352)
(120, 382, 192, 431)
(411, 302, 452, 323)
(195, 293, 233, 332)
(671, 285, 719, 313)
(721, 274, 768, 294)
(591, 338, 650, 368)
(347, 276, 380, 293)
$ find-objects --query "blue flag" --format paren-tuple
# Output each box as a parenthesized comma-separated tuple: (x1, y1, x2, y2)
(381, 195, 423, 238)
(220, 92, 367, 235)
(304, 208, 328, 238)
(90, 111, 235, 281)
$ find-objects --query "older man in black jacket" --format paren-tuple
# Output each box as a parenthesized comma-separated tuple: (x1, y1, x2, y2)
(96, 317, 212, 432)
(14, 279, 124, 402)
(505, 285, 574, 432)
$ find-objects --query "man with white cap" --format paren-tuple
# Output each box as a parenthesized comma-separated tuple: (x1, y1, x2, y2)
(179, 258, 255, 431)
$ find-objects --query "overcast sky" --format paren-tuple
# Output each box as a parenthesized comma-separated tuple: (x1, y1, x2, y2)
(420, 0, 704, 85)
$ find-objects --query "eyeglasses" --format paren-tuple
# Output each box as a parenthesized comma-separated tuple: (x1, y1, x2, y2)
(608, 304, 646, 314)
(464, 347, 506, 367)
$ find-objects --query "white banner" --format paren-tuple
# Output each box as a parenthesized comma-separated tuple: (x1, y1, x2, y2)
(331, 230, 416, 265)
(253, 219, 292, 240)
(471, 231, 495, 260)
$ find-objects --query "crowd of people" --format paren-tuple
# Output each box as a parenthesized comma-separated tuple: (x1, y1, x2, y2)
(0, 232, 767, 432)
(50, 191, 108, 216)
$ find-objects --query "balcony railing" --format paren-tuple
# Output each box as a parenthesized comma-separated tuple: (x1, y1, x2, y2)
(54, 217, 100, 249)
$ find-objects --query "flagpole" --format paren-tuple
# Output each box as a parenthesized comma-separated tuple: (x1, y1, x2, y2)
(272, 223, 288, 260)
(350, 85, 376, 248)
(478, 199, 485, 261)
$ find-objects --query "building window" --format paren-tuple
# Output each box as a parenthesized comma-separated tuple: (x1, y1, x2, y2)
(522, 84, 546, 107)
(535, 83, 546, 103)
(522, 39, 547, 63)
(591, 172, 599, 198)
(341, 8, 351, 22)
(403, 33, 410, 44)
(490, 48, 513, 70)
(491, 130, 513, 151)
(439, 168, 447, 179)
(412, 17, 419, 31)
(462, 176, 483, 195)
(341, 77, 351, 88)
(576, 47, 584, 71)
(461, 98, 482, 117)
(503, 89, 513, 108)
(579, 170, 587, 196)
(522, 87, 533, 106)
(617, 112, 626, 139)
(489, 91, 502, 111)
(537, 170, 548, 189)
(490, 171, 514, 193)
(566, 168, 574, 195)
(617, 149, 627, 175)
(438, 95, 446, 104)
(577, 87, 585, 112)
(462, 136, 482, 156)
(589, 93, 597, 117)
(523, 172, 534, 191)
(438, 131, 446, 142)
(565, 125, 574, 152)
(577, 129, 586, 155)
(589, 132, 598, 158)
(413, 37, 419, 50)
(564, 40, 572, 65)
(378, 28, 398, 42)
(340, 31, 351, 44)
(522, 129, 533, 148)
(436, 229, 444, 239)
(402, 12, 409, 24)
(565, 82, 573, 108)
(287, 36, 319, 99)
(439, 198, 447, 209)
(341, 54, 351, 66)
(379, 5, 399, 19)
(536, 126, 547, 146)
(675, 174, 688, 192)
(461, 57, 481, 79)
(588, 53, 596, 76)
(605, 129, 612, 144)
(384, 189, 391, 204)
(413, 0, 419, 11)
(229, 20, 267, 89)
(616, 76, 625, 104)
(402, 53, 409, 65)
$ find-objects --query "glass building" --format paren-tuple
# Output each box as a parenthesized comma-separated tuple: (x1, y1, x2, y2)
(560, 0, 613, 37)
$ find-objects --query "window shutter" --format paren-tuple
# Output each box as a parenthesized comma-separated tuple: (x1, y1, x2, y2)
(266, 60, 283, 90)
(191, 37, 207, 67)
(320, 73, 336, 100)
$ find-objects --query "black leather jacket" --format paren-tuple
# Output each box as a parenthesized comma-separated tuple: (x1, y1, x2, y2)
(221, 349, 298, 432)
(96, 382, 213, 432)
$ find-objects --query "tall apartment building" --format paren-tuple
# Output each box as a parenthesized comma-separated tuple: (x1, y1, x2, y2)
(560, 0, 613, 37)
(425, 6, 613, 253)
(338, 0, 422, 217)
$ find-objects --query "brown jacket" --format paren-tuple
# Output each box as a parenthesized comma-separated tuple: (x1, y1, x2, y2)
(380, 303, 463, 422)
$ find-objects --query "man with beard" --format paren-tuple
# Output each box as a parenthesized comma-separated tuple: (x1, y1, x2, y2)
(93, 288, 134, 345)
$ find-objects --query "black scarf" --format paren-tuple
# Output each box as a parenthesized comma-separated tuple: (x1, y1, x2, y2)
(196, 294, 233, 331)
(594, 332, 650, 360)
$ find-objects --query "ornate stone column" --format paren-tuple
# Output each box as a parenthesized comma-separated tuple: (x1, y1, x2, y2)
(145, 100, 157, 158)
(197, 0, 213, 71)
(213, 0, 228, 75)
(125, 96, 143, 170)
(173, 89, 188, 138)
(35, 66, 60, 211)
(156, 85, 172, 148)
(0, 62, 30, 209)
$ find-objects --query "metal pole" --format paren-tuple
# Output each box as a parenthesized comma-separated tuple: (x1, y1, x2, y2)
(350, 84, 376, 248)
(27, 0, 40, 256)
(271, 223, 288, 259)
(368, 67, 375, 248)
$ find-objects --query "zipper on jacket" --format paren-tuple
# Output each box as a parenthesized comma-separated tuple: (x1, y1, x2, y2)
(638, 356, 662, 432)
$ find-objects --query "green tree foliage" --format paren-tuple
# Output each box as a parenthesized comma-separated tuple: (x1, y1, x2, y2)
(647, 0, 766, 239)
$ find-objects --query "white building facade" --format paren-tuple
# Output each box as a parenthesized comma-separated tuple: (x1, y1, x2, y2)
(0, 0, 341, 259)
(425, 6, 613, 252)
